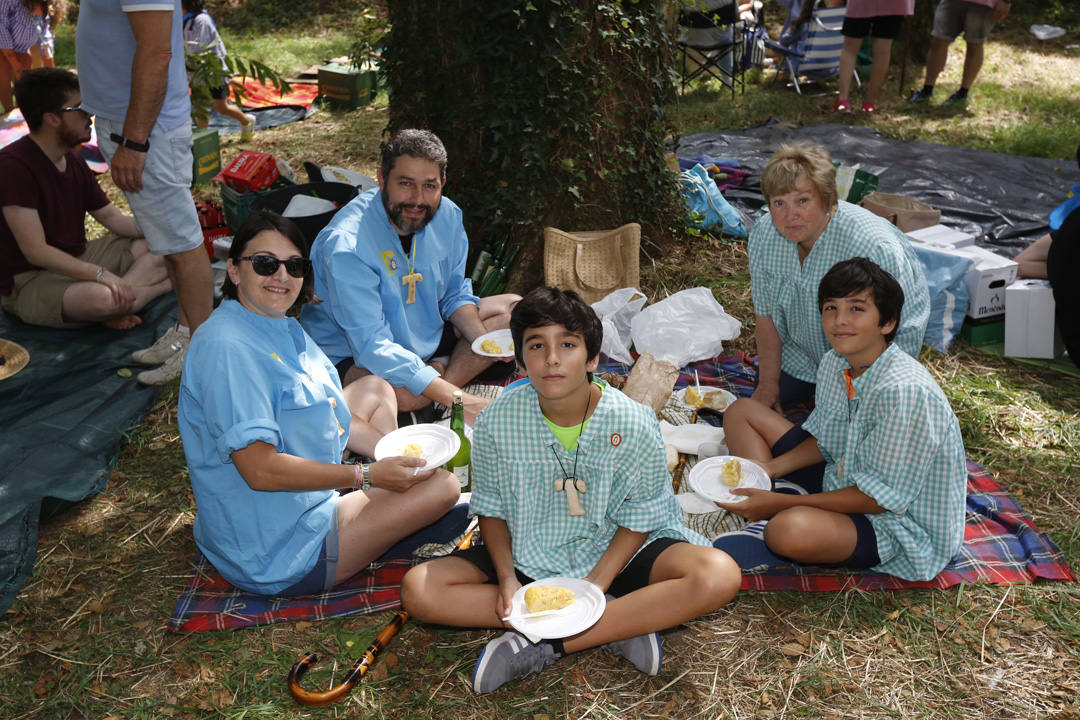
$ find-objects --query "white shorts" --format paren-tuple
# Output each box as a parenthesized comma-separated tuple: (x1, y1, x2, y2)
(95, 117, 203, 257)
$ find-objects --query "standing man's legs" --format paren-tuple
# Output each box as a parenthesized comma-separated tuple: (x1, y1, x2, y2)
(959, 41, 985, 90)
(922, 35, 952, 88)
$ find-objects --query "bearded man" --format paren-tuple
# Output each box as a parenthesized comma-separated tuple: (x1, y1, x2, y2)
(302, 129, 519, 425)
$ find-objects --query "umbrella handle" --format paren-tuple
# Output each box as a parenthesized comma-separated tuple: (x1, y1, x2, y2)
(287, 525, 478, 706)
(288, 609, 409, 706)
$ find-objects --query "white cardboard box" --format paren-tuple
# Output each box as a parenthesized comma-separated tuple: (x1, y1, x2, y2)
(907, 239, 1018, 319)
(906, 224, 976, 249)
(1004, 279, 1063, 359)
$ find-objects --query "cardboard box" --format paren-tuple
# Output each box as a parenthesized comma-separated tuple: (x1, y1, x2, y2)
(907, 239, 1017, 319)
(214, 150, 280, 193)
(959, 317, 1005, 347)
(1004, 279, 1063, 359)
(318, 63, 377, 110)
(191, 127, 221, 187)
(905, 223, 975, 249)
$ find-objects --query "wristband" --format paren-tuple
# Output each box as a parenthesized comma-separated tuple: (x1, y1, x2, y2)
(95, 266, 105, 283)
(353, 462, 370, 491)
(109, 132, 150, 152)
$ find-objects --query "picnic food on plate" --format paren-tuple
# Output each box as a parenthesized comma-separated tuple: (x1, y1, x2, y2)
(721, 458, 742, 487)
(402, 442, 424, 458)
(524, 585, 575, 613)
(480, 339, 503, 354)
(684, 386, 732, 412)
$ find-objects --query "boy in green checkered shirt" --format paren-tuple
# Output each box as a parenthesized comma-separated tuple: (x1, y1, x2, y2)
(402, 286, 741, 693)
(719, 258, 966, 581)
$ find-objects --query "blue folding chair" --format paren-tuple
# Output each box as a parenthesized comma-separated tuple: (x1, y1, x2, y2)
(763, 4, 860, 95)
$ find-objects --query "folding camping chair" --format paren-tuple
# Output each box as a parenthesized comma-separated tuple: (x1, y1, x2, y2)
(763, 3, 859, 95)
(678, 0, 745, 98)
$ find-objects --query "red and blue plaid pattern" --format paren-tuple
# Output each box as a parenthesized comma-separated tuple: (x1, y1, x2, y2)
(168, 556, 413, 633)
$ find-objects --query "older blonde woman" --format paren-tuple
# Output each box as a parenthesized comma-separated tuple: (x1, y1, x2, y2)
(747, 143, 929, 411)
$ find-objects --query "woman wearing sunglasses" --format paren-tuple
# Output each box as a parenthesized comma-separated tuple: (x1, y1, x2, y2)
(177, 210, 460, 596)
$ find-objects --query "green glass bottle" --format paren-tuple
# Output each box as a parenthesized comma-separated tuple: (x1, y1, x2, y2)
(446, 390, 472, 491)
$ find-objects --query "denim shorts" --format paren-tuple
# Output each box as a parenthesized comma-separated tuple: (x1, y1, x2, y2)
(280, 503, 341, 596)
(94, 117, 204, 257)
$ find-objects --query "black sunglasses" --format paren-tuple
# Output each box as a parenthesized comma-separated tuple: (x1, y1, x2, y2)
(238, 254, 311, 278)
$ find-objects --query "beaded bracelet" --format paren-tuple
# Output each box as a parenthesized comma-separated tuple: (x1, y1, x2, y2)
(95, 266, 105, 283)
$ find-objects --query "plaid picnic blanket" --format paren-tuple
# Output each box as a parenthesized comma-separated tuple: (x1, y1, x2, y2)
(168, 556, 412, 633)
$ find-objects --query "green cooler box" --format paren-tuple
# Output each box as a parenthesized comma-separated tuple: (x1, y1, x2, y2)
(191, 127, 221, 187)
(318, 63, 377, 110)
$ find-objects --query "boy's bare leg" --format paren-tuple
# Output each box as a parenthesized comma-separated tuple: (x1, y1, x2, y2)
(723, 398, 796, 464)
(562, 544, 740, 653)
(401, 556, 509, 627)
(763, 506, 859, 564)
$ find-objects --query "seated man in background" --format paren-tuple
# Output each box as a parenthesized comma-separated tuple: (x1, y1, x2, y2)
(302, 128, 520, 424)
(1, 68, 170, 329)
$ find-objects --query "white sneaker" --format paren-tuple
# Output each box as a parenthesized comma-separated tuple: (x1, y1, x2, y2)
(136, 346, 186, 386)
(132, 326, 189, 366)
(240, 113, 256, 141)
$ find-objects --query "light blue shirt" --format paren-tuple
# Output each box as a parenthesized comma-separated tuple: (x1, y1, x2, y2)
(301, 187, 479, 396)
(803, 343, 967, 581)
(470, 378, 708, 581)
(76, 0, 191, 132)
(178, 299, 348, 595)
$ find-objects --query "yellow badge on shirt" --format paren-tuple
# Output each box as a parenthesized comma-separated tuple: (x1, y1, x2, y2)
(381, 250, 396, 275)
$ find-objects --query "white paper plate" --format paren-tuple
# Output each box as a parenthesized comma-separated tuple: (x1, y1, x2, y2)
(508, 577, 605, 639)
(676, 386, 737, 413)
(471, 329, 515, 358)
(688, 455, 771, 504)
(373, 424, 460, 468)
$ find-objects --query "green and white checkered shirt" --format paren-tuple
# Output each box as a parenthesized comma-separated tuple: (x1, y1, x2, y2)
(749, 201, 931, 383)
(803, 344, 967, 581)
(469, 378, 708, 580)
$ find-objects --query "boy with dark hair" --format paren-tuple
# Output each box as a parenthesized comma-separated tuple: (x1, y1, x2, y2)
(401, 286, 740, 694)
(718, 258, 967, 581)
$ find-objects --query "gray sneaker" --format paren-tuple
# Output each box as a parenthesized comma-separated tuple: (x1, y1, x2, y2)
(472, 632, 558, 694)
(132, 326, 189, 365)
(603, 631, 662, 676)
(136, 345, 186, 386)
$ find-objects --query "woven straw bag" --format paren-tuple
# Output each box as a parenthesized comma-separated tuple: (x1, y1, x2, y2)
(543, 223, 641, 304)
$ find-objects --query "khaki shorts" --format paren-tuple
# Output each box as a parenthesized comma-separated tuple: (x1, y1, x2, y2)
(2, 234, 135, 328)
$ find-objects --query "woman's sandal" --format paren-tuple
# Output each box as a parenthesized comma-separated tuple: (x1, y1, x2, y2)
(831, 98, 852, 114)
(861, 102, 878, 114)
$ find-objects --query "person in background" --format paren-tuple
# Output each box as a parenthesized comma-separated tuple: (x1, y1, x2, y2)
(178, 210, 463, 596)
(77, 0, 215, 385)
(1, 68, 171, 329)
(180, 0, 254, 140)
(748, 142, 929, 411)
(906, 0, 1011, 107)
(1, 0, 35, 113)
(833, 0, 914, 114)
(1014, 144, 1080, 369)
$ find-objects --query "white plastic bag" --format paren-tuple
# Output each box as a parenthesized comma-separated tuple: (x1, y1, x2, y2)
(591, 288, 647, 365)
(320, 166, 378, 192)
(630, 287, 741, 368)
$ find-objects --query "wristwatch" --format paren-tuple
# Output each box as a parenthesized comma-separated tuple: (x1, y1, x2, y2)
(109, 132, 150, 152)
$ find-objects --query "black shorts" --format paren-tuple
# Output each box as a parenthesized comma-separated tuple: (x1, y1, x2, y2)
(842, 15, 904, 40)
(770, 426, 880, 568)
(450, 536, 683, 598)
(210, 84, 230, 100)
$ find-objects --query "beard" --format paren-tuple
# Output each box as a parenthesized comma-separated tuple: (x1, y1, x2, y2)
(381, 189, 437, 234)
(59, 121, 92, 150)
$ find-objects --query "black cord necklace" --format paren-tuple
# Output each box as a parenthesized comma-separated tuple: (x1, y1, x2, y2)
(550, 385, 592, 500)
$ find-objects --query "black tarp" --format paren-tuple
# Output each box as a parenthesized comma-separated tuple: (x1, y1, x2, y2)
(677, 122, 1080, 255)
(0, 295, 177, 614)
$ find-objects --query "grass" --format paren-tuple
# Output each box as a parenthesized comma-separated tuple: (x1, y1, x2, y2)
(4, 5, 1080, 719)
